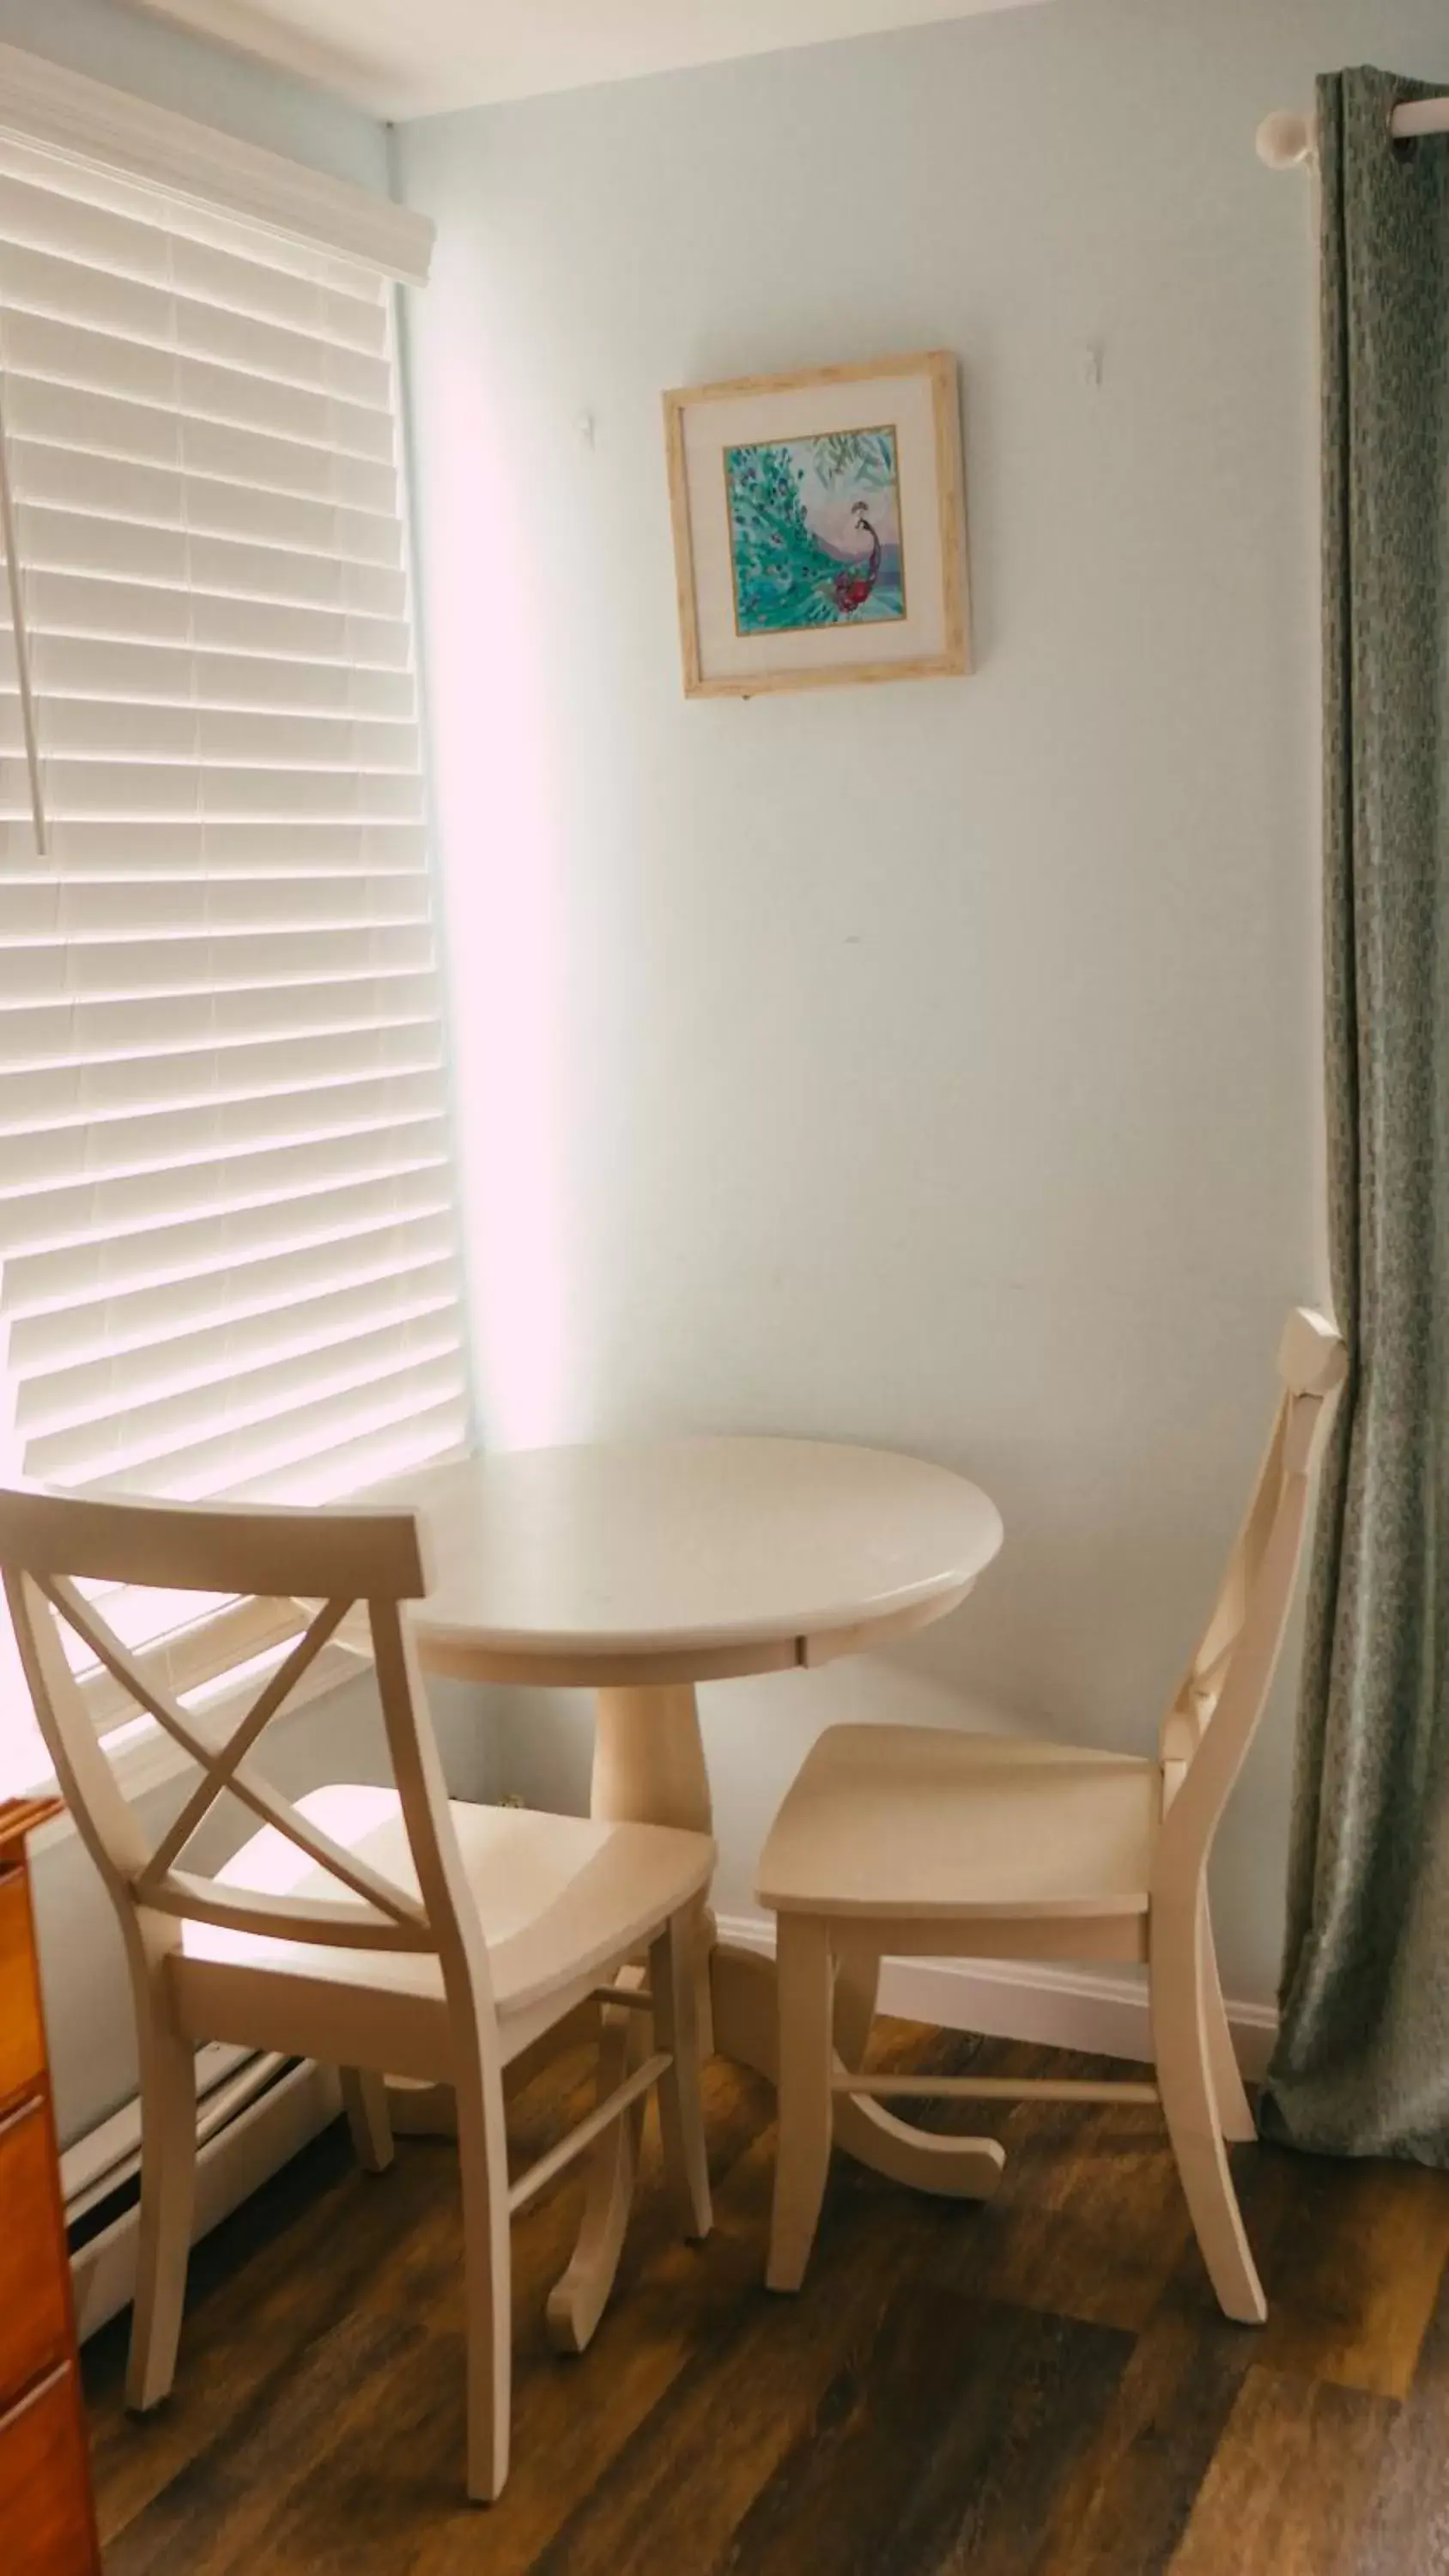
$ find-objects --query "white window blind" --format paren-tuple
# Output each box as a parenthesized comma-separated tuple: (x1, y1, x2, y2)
(0, 137, 467, 1792)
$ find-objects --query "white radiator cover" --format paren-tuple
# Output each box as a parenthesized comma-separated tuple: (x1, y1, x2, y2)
(66, 2050, 341, 2344)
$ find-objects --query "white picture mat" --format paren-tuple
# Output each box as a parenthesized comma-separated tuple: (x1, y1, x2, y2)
(682, 371, 948, 683)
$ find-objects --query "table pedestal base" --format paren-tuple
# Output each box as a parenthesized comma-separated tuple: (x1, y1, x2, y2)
(709, 1940, 1006, 2201)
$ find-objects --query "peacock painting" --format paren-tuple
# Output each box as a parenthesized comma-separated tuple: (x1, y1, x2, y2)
(724, 425, 906, 637)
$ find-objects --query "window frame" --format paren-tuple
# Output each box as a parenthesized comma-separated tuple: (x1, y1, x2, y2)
(0, 52, 461, 1824)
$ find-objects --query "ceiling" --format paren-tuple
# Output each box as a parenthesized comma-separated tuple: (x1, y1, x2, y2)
(122, 0, 1052, 122)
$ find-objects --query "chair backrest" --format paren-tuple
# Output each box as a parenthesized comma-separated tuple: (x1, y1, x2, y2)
(1154, 1306, 1347, 1884)
(0, 1488, 495, 2023)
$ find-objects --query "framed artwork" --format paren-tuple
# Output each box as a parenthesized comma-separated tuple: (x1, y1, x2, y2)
(663, 351, 969, 698)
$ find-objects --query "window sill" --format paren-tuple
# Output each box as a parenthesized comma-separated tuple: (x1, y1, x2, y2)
(24, 1727, 194, 1856)
(21, 1638, 373, 1862)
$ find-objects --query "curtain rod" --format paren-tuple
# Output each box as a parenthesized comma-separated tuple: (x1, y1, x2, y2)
(1258, 94, 1449, 168)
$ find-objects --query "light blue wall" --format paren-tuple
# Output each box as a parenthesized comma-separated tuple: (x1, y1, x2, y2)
(0, 0, 387, 190)
(397, 0, 1449, 2008)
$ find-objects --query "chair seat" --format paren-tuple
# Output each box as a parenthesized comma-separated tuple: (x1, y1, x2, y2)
(175, 1785, 714, 2020)
(756, 1725, 1160, 1919)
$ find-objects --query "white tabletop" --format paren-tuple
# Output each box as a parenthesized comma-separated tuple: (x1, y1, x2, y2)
(379, 1438, 1003, 1687)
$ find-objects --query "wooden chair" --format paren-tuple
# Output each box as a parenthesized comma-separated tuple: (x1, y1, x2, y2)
(0, 1488, 715, 2503)
(757, 1308, 1347, 2321)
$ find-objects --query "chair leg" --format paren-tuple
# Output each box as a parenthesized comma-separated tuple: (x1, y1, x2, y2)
(125, 2012, 197, 2414)
(1151, 1898, 1266, 2325)
(454, 2056, 512, 2504)
(1198, 1897, 1256, 2143)
(832, 1929, 881, 2072)
(340, 2068, 395, 2172)
(650, 1914, 712, 2239)
(767, 1915, 834, 2294)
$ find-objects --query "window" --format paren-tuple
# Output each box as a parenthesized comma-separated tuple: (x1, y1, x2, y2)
(0, 130, 466, 1794)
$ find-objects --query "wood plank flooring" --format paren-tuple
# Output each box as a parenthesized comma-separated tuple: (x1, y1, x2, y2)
(85, 2025, 1449, 2576)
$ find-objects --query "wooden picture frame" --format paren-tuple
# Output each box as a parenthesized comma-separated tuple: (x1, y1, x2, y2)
(663, 351, 969, 699)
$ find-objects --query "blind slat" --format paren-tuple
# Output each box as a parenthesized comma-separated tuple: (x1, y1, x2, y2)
(20, 568, 410, 665)
(0, 699, 419, 769)
(0, 819, 427, 872)
(3, 312, 395, 458)
(15, 502, 407, 617)
(229, 1395, 466, 1509)
(2, 1116, 451, 1263)
(0, 167, 388, 354)
(0, 240, 392, 408)
(5, 373, 397, 513)
(0, 130, 411, 299)
(5, 1161, 454, 1316)
(0, 872, 432, 943)
(10, 441, 402, 565)
(0, 969, 444, 1069)
(157, 1370, 465, 1504)
(0, 921, 435, 1005)
(21, 1255, 462, 1438)
(0, 635, 415, 718)
(0, 1066, 446, 1199)
(0, 762, 423, 822)
(34, 1316, 464, 1487)
(9, 1206, 459, 1374)
(0, 1013, 440, 1133)
(0, 139, 391, 337)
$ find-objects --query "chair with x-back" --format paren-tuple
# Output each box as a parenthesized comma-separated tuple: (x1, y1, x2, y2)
(756, 1307, 1347, 2324)
(1, 1487, 715, 2502)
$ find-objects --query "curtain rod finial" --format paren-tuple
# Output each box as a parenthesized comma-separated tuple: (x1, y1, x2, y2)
(1257, 110, 1317, 171)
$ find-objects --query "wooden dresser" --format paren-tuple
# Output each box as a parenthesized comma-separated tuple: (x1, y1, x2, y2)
(0, 1798, 101, 2575)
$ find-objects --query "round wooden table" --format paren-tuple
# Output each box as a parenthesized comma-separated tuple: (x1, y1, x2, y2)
(385, 1436, 1004, 2343)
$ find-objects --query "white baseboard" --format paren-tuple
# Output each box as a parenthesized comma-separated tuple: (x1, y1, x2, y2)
(715, 1912, 1278, 2083)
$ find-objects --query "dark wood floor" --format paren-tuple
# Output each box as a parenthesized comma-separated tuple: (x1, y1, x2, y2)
(85, 2020, 1449, 2576)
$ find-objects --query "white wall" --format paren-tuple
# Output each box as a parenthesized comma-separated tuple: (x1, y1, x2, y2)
(399, 0, 1449, 2008)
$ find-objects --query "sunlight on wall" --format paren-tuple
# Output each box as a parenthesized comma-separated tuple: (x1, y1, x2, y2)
(420, 330, 574, 1452)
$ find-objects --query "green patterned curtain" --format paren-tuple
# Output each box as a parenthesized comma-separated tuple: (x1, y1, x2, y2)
(1264, 69, 1449, 2163)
